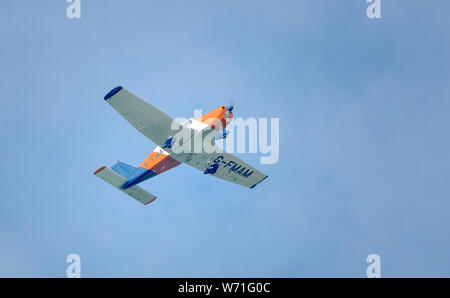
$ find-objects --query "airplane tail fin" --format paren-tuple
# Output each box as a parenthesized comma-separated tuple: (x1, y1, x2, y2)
(93, 166, 157, 205)
(111, 161, 139, 179)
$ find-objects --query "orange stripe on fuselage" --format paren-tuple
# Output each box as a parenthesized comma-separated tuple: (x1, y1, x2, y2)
(197, 106, 233, 130)
(139, 151, 181, 175)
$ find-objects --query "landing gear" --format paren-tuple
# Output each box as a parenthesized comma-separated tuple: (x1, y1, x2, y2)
(204, 163, 219, 175)
(162, 137, 175, 149)
(216, 130, 229, 140)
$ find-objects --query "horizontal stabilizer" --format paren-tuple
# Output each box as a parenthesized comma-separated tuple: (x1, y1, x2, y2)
(93, 166, 157, 205)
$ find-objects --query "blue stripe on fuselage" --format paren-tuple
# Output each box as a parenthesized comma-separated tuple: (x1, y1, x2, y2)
(120, 167, 157, 189)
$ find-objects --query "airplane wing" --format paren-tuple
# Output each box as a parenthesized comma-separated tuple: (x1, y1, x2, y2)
(180, 149, 268, 189)
(104, 86, 179, 147)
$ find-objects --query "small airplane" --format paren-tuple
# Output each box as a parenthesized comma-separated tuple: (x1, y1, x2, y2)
(94, 86, 268, 205)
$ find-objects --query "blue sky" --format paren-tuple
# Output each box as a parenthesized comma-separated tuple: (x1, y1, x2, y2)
(0, 0, 449, 277)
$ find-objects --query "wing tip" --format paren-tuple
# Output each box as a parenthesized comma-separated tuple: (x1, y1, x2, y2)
(93, 166, 106, 175)
(144, 196, 157, 205)
(104, 86, 123, 100)
(250, 175, 268, 189)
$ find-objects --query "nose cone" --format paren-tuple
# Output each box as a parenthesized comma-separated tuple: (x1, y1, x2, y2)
(226, 105, 234, 112)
